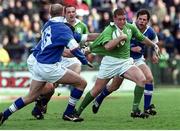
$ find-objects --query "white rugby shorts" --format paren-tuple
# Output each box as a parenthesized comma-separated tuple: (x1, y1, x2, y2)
(32, 61, 67, 83)
(61, 57, 81, 68)
(97, 56, 135, 79)
(27, 53, 36, 74)
(134, 56, 146, 67)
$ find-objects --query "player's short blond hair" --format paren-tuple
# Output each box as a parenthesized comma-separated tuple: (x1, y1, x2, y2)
(50, 3, 64, 17)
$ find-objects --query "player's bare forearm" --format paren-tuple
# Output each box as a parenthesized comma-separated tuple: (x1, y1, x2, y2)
(63, 48, 74, 57)
(142, 37, 160, 58)
(131, 46, 142, 53)
(87, 33, 100, 42)
(104, 34, 127, 50)
(142, 37, 155, 47)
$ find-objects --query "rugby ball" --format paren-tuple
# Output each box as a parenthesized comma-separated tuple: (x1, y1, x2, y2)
(112, 29, 125, 46)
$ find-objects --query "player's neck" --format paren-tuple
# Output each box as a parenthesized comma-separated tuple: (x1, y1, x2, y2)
(140, 27, 146, 33)
(69, 20, 76, 26)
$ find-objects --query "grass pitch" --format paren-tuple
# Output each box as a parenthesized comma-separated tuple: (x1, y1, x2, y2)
(0, 86, 180, 130)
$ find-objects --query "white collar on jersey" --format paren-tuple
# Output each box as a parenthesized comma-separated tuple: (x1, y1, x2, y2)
(74, 18, 81, 26)
(50, 16, 65, 22)
(63, 18, 81, 26)
(110, 22, 124, 33)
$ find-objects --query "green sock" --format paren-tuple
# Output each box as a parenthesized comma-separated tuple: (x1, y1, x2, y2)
(132, 85, 144, 111)
(77, 91, 94, 115)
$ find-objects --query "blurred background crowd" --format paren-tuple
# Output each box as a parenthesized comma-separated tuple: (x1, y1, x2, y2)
(0, 0, 180, 85)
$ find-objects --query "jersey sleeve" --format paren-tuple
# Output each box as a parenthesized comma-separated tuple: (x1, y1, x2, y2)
(130, 24, 145, 42)
(100, 26, 114, 45)
(148, 27, 159, 44)
(59, 25, 75, 46)
(81, 22, 89, 34)
(73, 32, 82, 43)
(89, 25, 113, 51)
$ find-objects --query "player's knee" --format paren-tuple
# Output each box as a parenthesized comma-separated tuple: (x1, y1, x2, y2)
(81, 79, 87, 88)
(76, 78, 87, 90)
(41, 83, 55, 95)
(46, 83, 55, 90)
(146, 76, 153, 83)
(138, 77, 146, 87)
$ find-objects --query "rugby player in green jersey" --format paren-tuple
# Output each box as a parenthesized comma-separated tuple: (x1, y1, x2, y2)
(92, 9, 159, 118)
(76, 8, 160, 119)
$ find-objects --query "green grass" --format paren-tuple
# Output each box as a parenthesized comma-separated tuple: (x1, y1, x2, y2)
(0, 86, 180, 130)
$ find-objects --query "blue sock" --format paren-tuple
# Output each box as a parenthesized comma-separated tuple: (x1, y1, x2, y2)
(33, 106, 42, 114)
(64, 87, 83, 115)
(95, 86, 110, 106)
(3, 97, 25, 119)
(41, 97, 48, 106)
(144, 83, 153, 110)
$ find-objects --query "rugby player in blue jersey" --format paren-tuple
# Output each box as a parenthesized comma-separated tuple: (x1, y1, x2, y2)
(0, 4, 93, 125)
(30, 5, 99, 120)
(91, 9, 159, 118)
(29, 27, 87, 120)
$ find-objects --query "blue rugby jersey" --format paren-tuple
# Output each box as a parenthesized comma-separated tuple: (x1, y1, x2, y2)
(33, 17, 82, 64)
(32, 33, 82, 58)
(130, 25, 159, 59)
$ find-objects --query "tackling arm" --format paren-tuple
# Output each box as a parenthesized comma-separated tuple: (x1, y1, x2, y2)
(141, 37, 160, 58)
(67, 39, 93, 68)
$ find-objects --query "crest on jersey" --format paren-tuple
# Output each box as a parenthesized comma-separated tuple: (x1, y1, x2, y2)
(76, 27, 82, 34)
(127, 29, 132, 35)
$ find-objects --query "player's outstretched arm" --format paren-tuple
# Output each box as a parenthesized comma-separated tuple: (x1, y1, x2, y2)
(67, 39, 93, 68)
(142, 37, 160, 58)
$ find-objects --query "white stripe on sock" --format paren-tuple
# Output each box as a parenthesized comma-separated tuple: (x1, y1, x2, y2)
(9, 104, 18, 113)
(69, 97, 78, 106)
(144, 90, 153, 95)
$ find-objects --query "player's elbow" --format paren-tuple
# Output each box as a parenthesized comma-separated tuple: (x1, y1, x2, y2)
(104, 45, 112, 51)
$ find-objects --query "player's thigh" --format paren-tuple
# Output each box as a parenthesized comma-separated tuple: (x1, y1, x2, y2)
(138, 64, 153, 82)
(91, 78, 110, 97)
(62, 57, 82, 74)
(56, 69, 86, 88)
(123, 66, 146, 87)
(67, 63, 81, 74)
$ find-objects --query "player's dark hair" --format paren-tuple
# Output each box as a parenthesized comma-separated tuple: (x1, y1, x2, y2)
(64, 4, 76, 14)
(136, 9, 151, 21)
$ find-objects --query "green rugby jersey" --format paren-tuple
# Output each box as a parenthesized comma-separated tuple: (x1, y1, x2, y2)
(74, 18, 89, 34)
(74, 18, 89, 46)
(90, 22, 145, 59)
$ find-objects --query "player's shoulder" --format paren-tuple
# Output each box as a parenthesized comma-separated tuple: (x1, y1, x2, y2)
(104, 22, 116, 32)
(146, 26, 156, 34)
(125, 22, 136, 29)
(76, 18, 87, 27)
